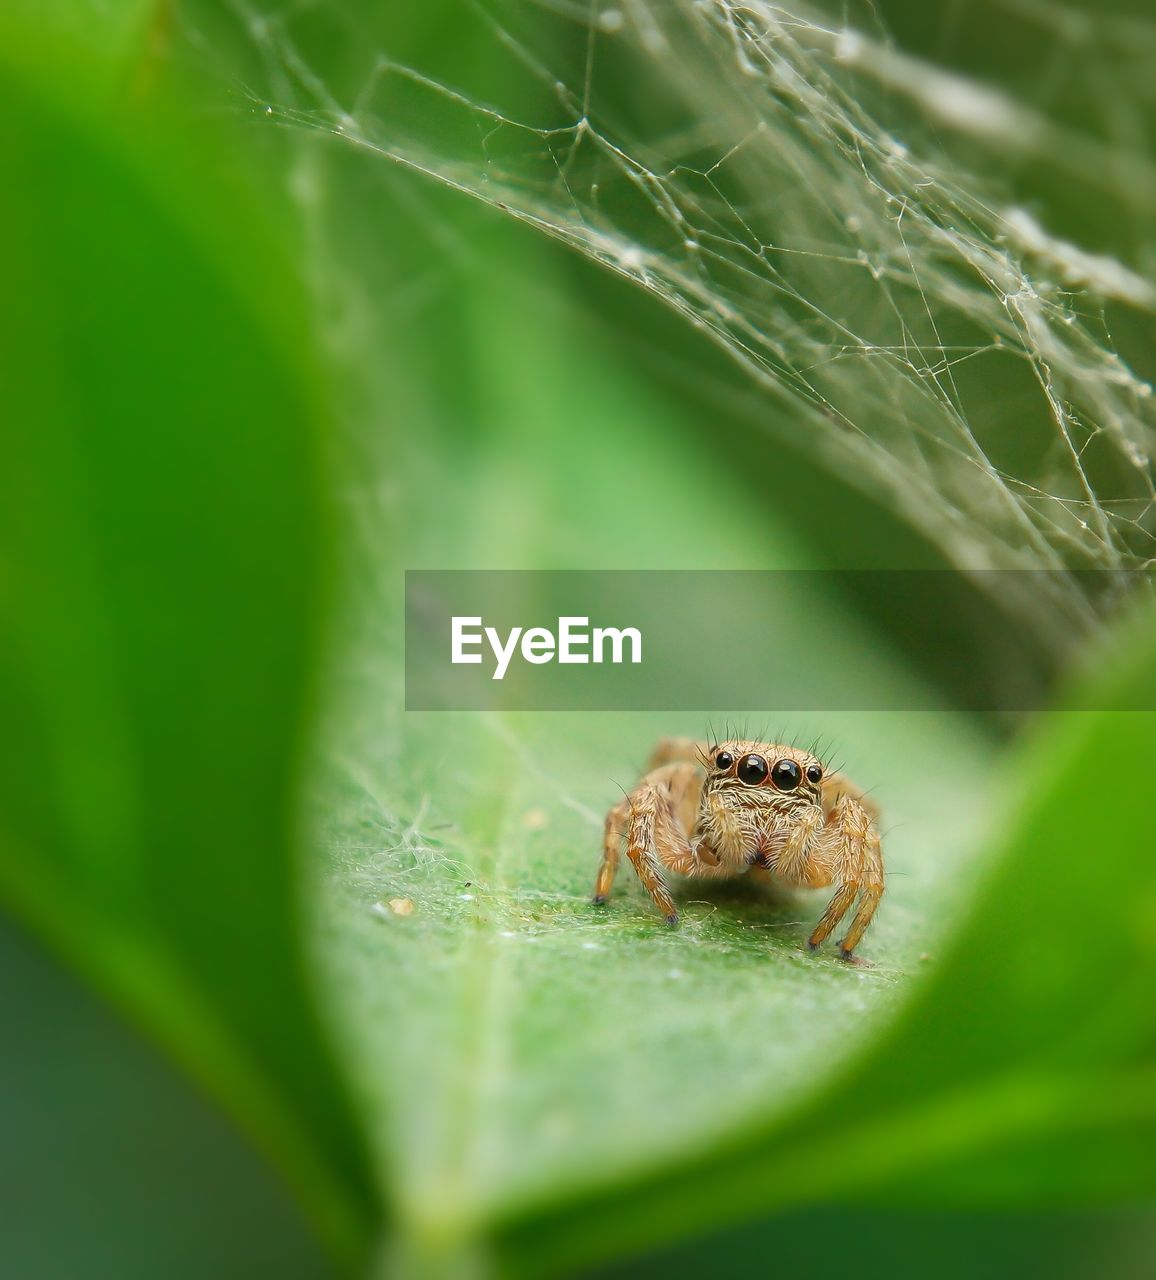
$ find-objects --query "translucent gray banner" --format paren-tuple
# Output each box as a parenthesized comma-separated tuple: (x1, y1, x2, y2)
(405, 570, 1152, 711)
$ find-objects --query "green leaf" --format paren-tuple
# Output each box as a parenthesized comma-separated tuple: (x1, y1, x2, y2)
(0, 913, 335, 1279)
(302, 199, 1155, 1272)
(310, 232, 999, 1268)
(0, 59, 375, 1265)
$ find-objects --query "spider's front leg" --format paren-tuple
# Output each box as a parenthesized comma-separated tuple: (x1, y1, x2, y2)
(593, 763, 713, 926)
(790, 794, 884, 960)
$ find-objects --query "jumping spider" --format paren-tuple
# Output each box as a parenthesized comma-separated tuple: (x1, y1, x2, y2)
(594, 737, 883, 960)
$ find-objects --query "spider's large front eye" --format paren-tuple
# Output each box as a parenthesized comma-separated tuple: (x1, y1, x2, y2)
(806, 763, 822, 785)
(737, 753, 769, 785)
(714, 749, 734, 770)
(771, 759, 802, 790)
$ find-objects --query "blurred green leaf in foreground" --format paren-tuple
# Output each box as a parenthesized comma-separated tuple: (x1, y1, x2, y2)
(0, 24, 375, 1272)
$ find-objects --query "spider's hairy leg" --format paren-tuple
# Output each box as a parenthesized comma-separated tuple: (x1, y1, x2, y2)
(593, 797, 630, 904)
(808, 881, 859, 952)
(595, 759, 706, 925)
(805, 795, 884, 959)
(622, 783, 682, 925)
(837, 826, 884, 958)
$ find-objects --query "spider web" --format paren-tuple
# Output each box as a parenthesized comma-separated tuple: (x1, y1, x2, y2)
(185, 0, 1156, 596)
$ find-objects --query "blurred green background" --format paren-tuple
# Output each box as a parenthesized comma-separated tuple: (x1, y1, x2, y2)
(2, 1, 1155, 1278)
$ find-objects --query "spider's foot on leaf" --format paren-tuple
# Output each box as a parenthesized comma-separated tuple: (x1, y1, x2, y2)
(664, 911, 680, 928)
(592, 893, 609, 906)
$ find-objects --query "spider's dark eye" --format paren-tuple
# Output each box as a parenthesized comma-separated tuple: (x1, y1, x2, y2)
(737, 753, 769, 785)
(771, 758, 802, 790)
(714, 750, 734, 770)
(806, 763, 823, 785)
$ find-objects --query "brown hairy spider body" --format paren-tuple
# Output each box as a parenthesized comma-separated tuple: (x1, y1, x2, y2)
(594, 737, 883, 959)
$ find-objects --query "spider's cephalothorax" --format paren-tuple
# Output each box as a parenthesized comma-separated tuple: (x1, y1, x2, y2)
(698, 742, 826, 869)
(593, 737, 884, 960)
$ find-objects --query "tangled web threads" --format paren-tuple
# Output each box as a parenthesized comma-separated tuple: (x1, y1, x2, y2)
(195, 0, 1156, 590)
